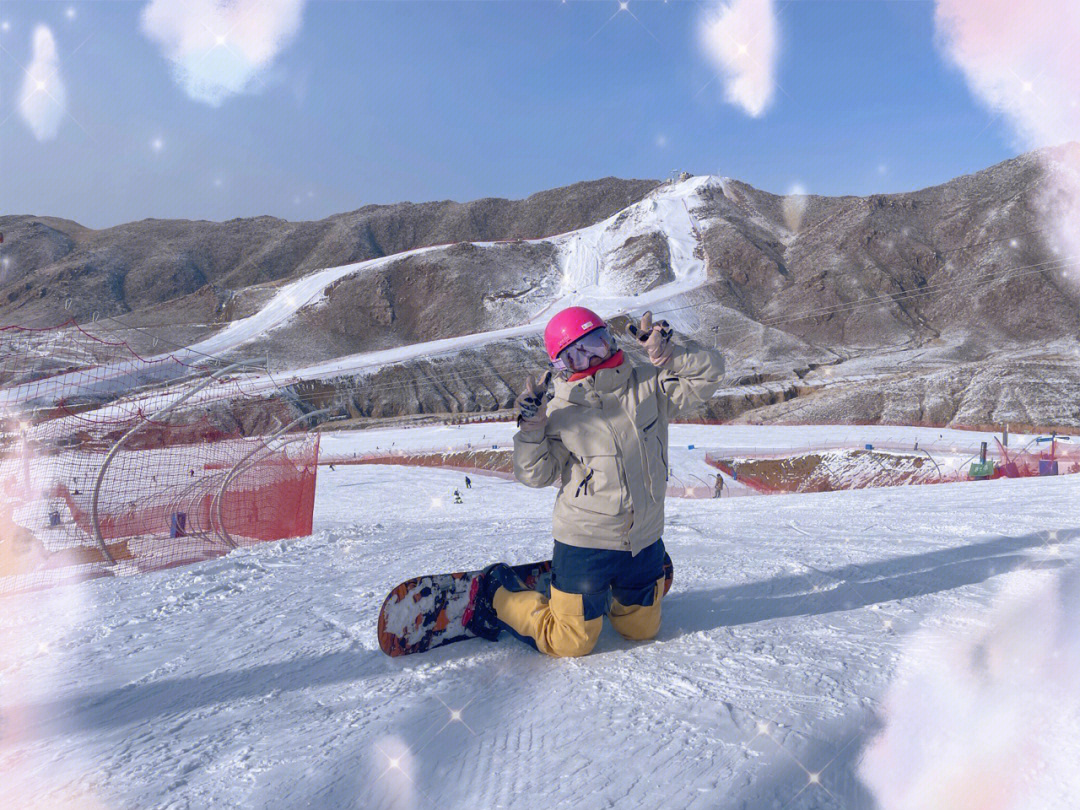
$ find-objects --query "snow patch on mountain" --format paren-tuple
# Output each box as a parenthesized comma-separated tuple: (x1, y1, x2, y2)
(197, 176, 713, 359)
(172, 176, 719, 391)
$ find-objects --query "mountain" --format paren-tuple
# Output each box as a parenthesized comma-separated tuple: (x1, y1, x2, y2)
(0, 177, 660, 328)
(3, 149, 1078, 429)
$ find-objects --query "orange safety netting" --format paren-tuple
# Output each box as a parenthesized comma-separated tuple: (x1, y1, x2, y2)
(1, 321, 319, 595)
(995, 437, 1080, 478)
(704, 435, 1080, 495)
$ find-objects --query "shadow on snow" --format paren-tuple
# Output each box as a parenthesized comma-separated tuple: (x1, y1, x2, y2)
(662, 528, 1074, 636)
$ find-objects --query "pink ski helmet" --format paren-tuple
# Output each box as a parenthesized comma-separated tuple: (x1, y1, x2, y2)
(544, 306, 607, 361)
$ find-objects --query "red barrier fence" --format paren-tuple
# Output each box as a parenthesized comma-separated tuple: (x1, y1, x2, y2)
(704, 436, 1080, 495)
(1, 321, 319, 596)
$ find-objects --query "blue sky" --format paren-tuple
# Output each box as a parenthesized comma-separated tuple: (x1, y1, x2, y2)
(0, 0, 1019, 228)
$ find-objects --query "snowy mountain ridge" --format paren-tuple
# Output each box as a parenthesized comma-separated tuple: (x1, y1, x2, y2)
(3, 176, 717, 409)
(191, 173, 715, 360)
(7, 151, 1080, 429)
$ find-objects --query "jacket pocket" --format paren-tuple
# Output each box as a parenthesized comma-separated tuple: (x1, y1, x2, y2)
(635, 394, 659, 432)
(646, 433, 668, 499)
(566, 452, 625, 516)
(560, 421, 627, 517)
(653, 434, 668, 475)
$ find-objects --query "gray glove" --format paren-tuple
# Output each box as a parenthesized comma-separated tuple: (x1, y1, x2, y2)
(627, 311, 674, 366)
(515, 371, 552, 432)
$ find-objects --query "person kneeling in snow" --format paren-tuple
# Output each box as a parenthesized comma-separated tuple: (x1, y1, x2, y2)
(463, 307, 724, 657)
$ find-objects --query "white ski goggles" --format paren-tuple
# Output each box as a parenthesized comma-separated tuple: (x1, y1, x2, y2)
(552, 326, 617, 373)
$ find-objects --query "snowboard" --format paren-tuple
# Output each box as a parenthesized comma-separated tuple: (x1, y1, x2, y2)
(377, 553, 674, 657)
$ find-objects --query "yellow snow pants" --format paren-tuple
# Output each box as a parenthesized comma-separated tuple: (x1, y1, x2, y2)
(493, 539, 667, 658)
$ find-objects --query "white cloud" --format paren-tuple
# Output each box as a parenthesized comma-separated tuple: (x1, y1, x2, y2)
(18, 25, 67, 141)
(140, 0, 306, 106)
(935, 0, 1080, 277)
(698, 0, 778, 118)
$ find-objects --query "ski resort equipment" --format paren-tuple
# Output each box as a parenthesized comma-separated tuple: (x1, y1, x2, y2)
(169, 512, 188, 538)
(969, 441, 995, 480)
(543, 306, 607, 361)
(993, 434, 1080, 479)
(0, 321, 321, 597)
(378, 554, 673, 657)
(1036, 434, 1069, 476)
(995, 438, 1022, 477)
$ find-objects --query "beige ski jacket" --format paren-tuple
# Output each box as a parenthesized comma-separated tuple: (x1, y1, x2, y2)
(513, 336, 725, 554)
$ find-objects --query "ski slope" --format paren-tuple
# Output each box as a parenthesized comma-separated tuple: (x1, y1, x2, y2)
(2, 176, 714, 408)
(192, 174, 714, 357)
(3, 424, 1077, 809)
(191, 175, 715, 393)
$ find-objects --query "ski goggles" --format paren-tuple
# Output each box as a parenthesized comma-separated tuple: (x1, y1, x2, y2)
(552, 326, 617, 373)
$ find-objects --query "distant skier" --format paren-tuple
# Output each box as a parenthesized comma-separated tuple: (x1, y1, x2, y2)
(453, 489, 464, 504)
(713, 474, 724, 498)
(464, 475, 472, 489)
(464, 307, 724, 657)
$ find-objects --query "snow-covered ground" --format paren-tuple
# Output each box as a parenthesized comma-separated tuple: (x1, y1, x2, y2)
(2, 424, 1077, 809)
(320, 421, 1038, 496)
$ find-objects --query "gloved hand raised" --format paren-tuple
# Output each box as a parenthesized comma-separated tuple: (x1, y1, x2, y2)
(627, 311, 673, 366)
(515, 371, 552, 432)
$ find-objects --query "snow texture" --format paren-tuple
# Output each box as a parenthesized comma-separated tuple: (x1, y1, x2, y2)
(3, 423, 1077, 809)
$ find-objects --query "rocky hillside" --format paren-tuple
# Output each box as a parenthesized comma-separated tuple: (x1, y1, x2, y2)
(0, 177, 660, 328)
(3, 148, 1079, 429)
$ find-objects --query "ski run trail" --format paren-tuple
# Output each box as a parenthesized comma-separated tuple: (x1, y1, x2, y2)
(2, 175, 713, 409)
(3, 423, 1079, 810)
